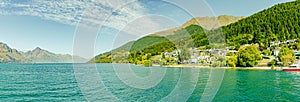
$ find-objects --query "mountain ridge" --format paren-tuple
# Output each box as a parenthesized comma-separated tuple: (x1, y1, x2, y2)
(0, 42, 27, 63)
(150, 15, 245, 36)
(110, 15, 244, 53)
(0, 42, 87, 63)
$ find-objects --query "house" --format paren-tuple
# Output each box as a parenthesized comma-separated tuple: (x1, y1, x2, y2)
(285, 39, 296, 44)
(273, 47, 281, 56)
(164, 52, 172, 58)
(190, 56, 198, 64)
(164, 50, 180, 58)
(270, 39, 296, 47)
(228, 50, 238, 55)
(241, 44, 251, 47)
(270, 41, 281, 47)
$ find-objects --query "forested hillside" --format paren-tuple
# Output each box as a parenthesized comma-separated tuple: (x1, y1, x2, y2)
(223, 1, 300, 47)
(90, 24, 208, 63)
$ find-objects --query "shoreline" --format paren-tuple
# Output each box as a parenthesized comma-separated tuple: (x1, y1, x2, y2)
(94, 63, 285, 71)
(154, 64, 284, 70)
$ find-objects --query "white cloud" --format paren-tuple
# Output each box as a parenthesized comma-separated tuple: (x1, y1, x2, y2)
(0, 0, 149, 32)
(0, 0, 182, 37)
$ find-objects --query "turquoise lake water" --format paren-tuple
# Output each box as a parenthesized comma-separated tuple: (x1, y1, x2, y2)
(0, 63, 300, 101)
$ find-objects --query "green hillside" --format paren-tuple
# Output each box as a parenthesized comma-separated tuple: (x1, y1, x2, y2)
(112, 41, 135, 52)
(90, 25, 208, 63)
(129, 36, 170, 52)
(223, 1, 300, 47)
(91, 1, 300, 63)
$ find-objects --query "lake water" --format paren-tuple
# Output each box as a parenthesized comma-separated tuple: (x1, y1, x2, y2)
(0, 63, 300, 101)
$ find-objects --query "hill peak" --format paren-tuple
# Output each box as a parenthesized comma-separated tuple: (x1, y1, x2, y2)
(182, 15, 245, 30)
(0, 42, 9, 48)
(33, 47, 42, 51)
(150, 15, 245, 36)
(0, 42, 12, 53)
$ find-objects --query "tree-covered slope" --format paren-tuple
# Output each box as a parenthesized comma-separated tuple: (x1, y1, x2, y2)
(129, 36, 170, 52)
(89, 36, 172, 63)
(223, 1, 300, 47)
(90, 24, 208, 63)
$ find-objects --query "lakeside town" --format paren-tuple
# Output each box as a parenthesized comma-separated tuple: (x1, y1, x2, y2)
(161, 39, 299, 68)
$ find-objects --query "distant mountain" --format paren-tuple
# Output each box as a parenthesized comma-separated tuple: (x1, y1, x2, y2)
(22, 47, 86, 63)
(0, 42, 27, 63)
(0, 42, 87, 63)
(150, 15, 244, 36)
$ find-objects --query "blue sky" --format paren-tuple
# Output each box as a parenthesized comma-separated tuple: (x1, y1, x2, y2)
(0, 0, 294, 58)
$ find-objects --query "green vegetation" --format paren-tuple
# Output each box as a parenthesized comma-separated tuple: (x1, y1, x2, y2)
(222, 1, 300, 47)
(92, 24, 209, 66)
(227, 55, 237, 68)
(270, 60, 276, 70)
(236, 45, 262, 67)
(90, 52, 112, 63)
(278, 47, 296, 66)
(129, 36, 169, 52)
(263, 48, 272, 56)
(143, 60, 152, 67)
(178, 48, 191, 62)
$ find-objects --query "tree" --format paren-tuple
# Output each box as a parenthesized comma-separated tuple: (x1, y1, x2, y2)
(227, 55, 237, 68)
(263, 48, 272, 56)
(162, 53, 165, 59)
(281, 55, 295, 67)
(278, 47, 296, 66)
(178, 48, 191, 62)
(294, 42, 300, 50)
(236, 45, 262, 67)
(143, 60, 152, 67)
(150, 55, 162, 64)
(270, 60, 276, 70)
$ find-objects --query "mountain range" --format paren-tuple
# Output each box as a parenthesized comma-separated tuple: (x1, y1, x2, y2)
(0, 42, 87, 63)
